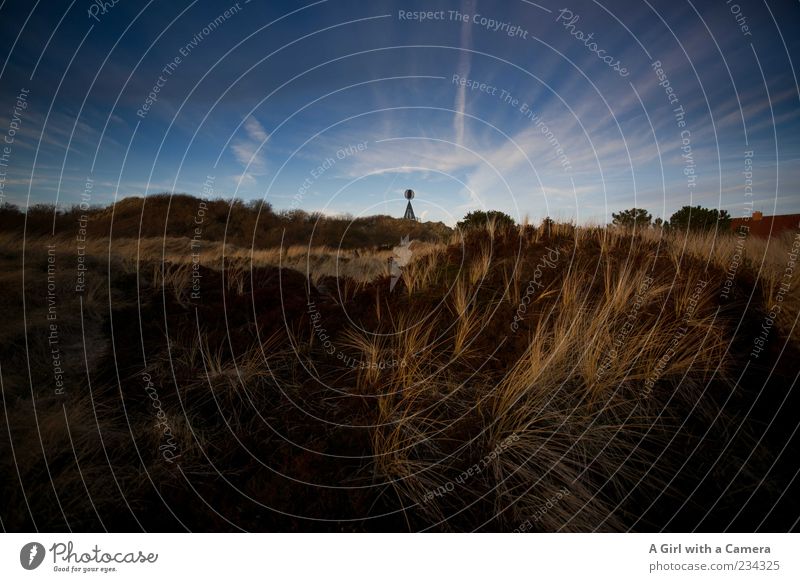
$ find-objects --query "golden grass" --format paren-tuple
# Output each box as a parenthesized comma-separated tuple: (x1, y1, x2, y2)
(2, 220, 798, 531)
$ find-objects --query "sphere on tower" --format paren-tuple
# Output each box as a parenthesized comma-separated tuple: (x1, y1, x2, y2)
(403, 189, 417, 221)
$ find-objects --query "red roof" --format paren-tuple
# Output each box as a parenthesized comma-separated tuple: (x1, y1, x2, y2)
(730, 213, 800, 237)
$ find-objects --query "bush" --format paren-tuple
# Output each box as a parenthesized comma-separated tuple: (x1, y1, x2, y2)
(457, 210, 515, 231)
(668, 205, 732, 232)
(611, 207, 652, 228)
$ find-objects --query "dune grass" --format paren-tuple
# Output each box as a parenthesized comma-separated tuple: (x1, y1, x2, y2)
(1, 221, 798, 531)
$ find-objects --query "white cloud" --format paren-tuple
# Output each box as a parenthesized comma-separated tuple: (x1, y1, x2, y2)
(231, 141, 263, 169)
(453, 0, 477, 146)
(231, 172, 257, 187)
(244, 115, 269, 142)
(230, 115, 269, 185)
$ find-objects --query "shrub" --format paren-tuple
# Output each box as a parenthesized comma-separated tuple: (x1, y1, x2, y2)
(668, 205, 732, 232)
(611, 207, 652, 228)
(457, 210, 516, 231)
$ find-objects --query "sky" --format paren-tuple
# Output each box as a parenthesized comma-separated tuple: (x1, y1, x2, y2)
(0, 0, 799, 226)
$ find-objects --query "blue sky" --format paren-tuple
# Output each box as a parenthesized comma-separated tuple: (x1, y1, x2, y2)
(0, 0, 798, 226)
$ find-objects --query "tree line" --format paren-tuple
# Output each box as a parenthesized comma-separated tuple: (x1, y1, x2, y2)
(457, 206, 734, 233)
(0, 194, 451, 249)
(611, 205, 733, 231)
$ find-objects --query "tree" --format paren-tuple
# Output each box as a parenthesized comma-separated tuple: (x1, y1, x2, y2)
(611, 207, 652, 228)
(457, 210, 515, 231)
(668, 205, 732, 232)
(247, 198, 273, 215)
(279, 209, 309, 222)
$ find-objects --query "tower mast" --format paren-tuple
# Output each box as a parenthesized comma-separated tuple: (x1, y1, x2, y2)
(403, 189, 416, 221)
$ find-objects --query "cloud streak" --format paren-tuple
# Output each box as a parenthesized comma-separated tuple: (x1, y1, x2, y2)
(231, 115, 270, 186)
(453, 0, 477, 147)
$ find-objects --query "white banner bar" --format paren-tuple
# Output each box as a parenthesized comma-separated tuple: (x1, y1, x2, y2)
(1, 534, 797, 581)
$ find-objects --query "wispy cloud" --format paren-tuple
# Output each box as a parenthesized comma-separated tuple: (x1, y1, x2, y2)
(231, 115, 269, 185)
(244, 115, 269, 142)
(453, 0, 477, 146)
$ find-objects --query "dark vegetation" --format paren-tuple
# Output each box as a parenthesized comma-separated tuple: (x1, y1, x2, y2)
(456, 209, 516, 230)
(0, 194, 451, 249)
(612, 205, 733, 231)
(1, 213, 798, 532)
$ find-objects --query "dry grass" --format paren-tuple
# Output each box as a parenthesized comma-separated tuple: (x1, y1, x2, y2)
(1, 221, 798, 531)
